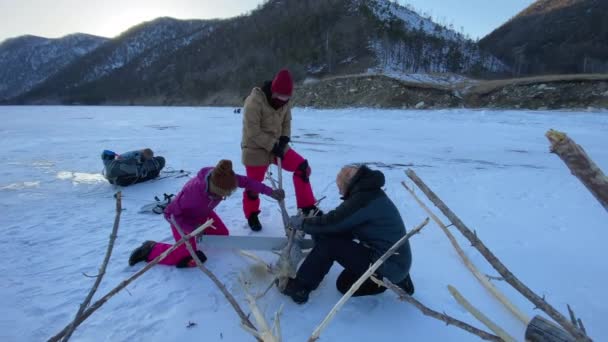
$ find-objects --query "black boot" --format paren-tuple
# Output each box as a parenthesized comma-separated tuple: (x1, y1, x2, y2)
(129, 241, 156, 266)
(280, 278, 310, 304)
(336, 270, 387, 296)
(397, 274, 415, 296)
(248, 211, 262, 231)
(176, 250, 208, 268)
(301, 205, 323, 217)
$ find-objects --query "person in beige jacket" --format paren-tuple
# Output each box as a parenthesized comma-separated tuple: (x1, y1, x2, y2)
(241, 69, 321, 231)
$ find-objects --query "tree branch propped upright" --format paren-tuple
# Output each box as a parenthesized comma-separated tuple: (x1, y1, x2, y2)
(406, 169, 591, 341)
(61, 192, 123, 342)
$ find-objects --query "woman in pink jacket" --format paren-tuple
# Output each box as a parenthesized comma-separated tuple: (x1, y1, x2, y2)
(128, 159, 284, 268)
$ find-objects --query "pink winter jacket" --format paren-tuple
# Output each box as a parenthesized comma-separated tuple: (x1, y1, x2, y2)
(164, 167, 273, 233)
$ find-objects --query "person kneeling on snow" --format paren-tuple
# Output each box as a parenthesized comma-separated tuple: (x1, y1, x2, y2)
(101, 148, 165, 186)
(280, 165, 414, 304)
(128, 160, 285, 268)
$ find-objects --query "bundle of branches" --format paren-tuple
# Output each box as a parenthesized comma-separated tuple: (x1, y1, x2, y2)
(403, 168, 591, 341)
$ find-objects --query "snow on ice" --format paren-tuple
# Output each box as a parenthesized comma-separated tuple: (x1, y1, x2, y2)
(1, 106, 607, 341)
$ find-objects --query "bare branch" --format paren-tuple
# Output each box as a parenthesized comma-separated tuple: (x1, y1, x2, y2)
(256, 277, 278, 300)
(578, 318, 587, 334)
(170, 216, 259, 336)
(371, 277, 500, 341)
(240, 277, 281, 342)
(48, 219, 215, 342)
(567, 304, 588, 334)
(567, 304, 577, 326)
(61, 191, 123, 342)
(267, 160, 302, 291)
(448, 285, 517, 342)
(485, 274, 505, 282)
(402, 181, 529, 324)
(546, 129, 608, 212)
(309, 218, 430, 342)
(272, 304, 284, 339)
(406, 169, 590, 341)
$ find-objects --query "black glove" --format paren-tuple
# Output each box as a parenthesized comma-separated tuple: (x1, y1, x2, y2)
(271, 143, 284, 158)
(272, 136, 290, 158)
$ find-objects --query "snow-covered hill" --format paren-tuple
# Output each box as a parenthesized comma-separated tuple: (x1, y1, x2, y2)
(366, 0, 508, 74)
(6, 0, 508, 105)
(0, 34, 107, 100)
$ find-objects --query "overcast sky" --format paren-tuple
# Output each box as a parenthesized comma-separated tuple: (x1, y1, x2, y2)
(0, 0, 535, 43)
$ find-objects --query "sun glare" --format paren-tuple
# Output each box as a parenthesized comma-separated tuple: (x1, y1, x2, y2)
(98, 8, 168, 38)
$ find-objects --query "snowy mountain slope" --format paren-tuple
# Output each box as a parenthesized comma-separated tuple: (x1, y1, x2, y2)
(365, 0, 508, 74)
(79, 17, 215, 84)
(8, 0, 508, 105)
(1, 106, 607, 341)
(0, 34, 107, 100)
(16, 17, 216, 102)
(367, 0, 461, 41)
(480, 0, 608, 75)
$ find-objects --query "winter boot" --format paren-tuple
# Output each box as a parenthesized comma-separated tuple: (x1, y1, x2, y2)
(176, 250, 208, 268)
(128, 241, 156, 266)
(396, 274, 415, 296)
(301, 205, 323, 217)
(280, 278, 310, 304)
(248, 211, 262, 232)
(336, 270, 387, 296)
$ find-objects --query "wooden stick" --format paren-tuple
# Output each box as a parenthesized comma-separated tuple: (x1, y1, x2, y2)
(268, 160, 289, 230)
(402, 181, 530, 324)
(566, 304, 588, 334)
(371, 277, 501, 341)
(61, 192, 122, 342)
(406, 169, 590, 341)
(567, 304, 577, 326)
(309, 218, 430, 342)
(240, 277, 280, 342)
(448, 285, 517, 342)
(48, 219, 215, 342)
(526, 315, 576, 342)
(170, 216, 258, 334)
(546, 129, 608, 212)
(256, 277, 278, 300)
(272, 304, 284, 339)
(267, 160, 301, 290)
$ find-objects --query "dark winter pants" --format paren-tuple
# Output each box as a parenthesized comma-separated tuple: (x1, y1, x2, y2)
(295, 236, 387, 297)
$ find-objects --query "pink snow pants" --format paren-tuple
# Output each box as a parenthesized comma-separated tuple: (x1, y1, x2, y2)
(146, 211, 229, 266)
(243, 148, 316, 219)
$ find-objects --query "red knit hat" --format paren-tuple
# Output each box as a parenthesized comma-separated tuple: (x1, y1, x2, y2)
(271, 69, 294, 97)
(209, 160, 238, 197)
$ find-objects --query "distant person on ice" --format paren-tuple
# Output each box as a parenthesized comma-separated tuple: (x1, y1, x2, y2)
(241, 68, 322, 231)
(280, 165, 414, 304)
(128, 160, 285, 268)
(101, 148, 165, 186)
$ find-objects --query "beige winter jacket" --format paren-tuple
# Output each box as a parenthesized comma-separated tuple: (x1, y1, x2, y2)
(241, 87, 292, 166)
